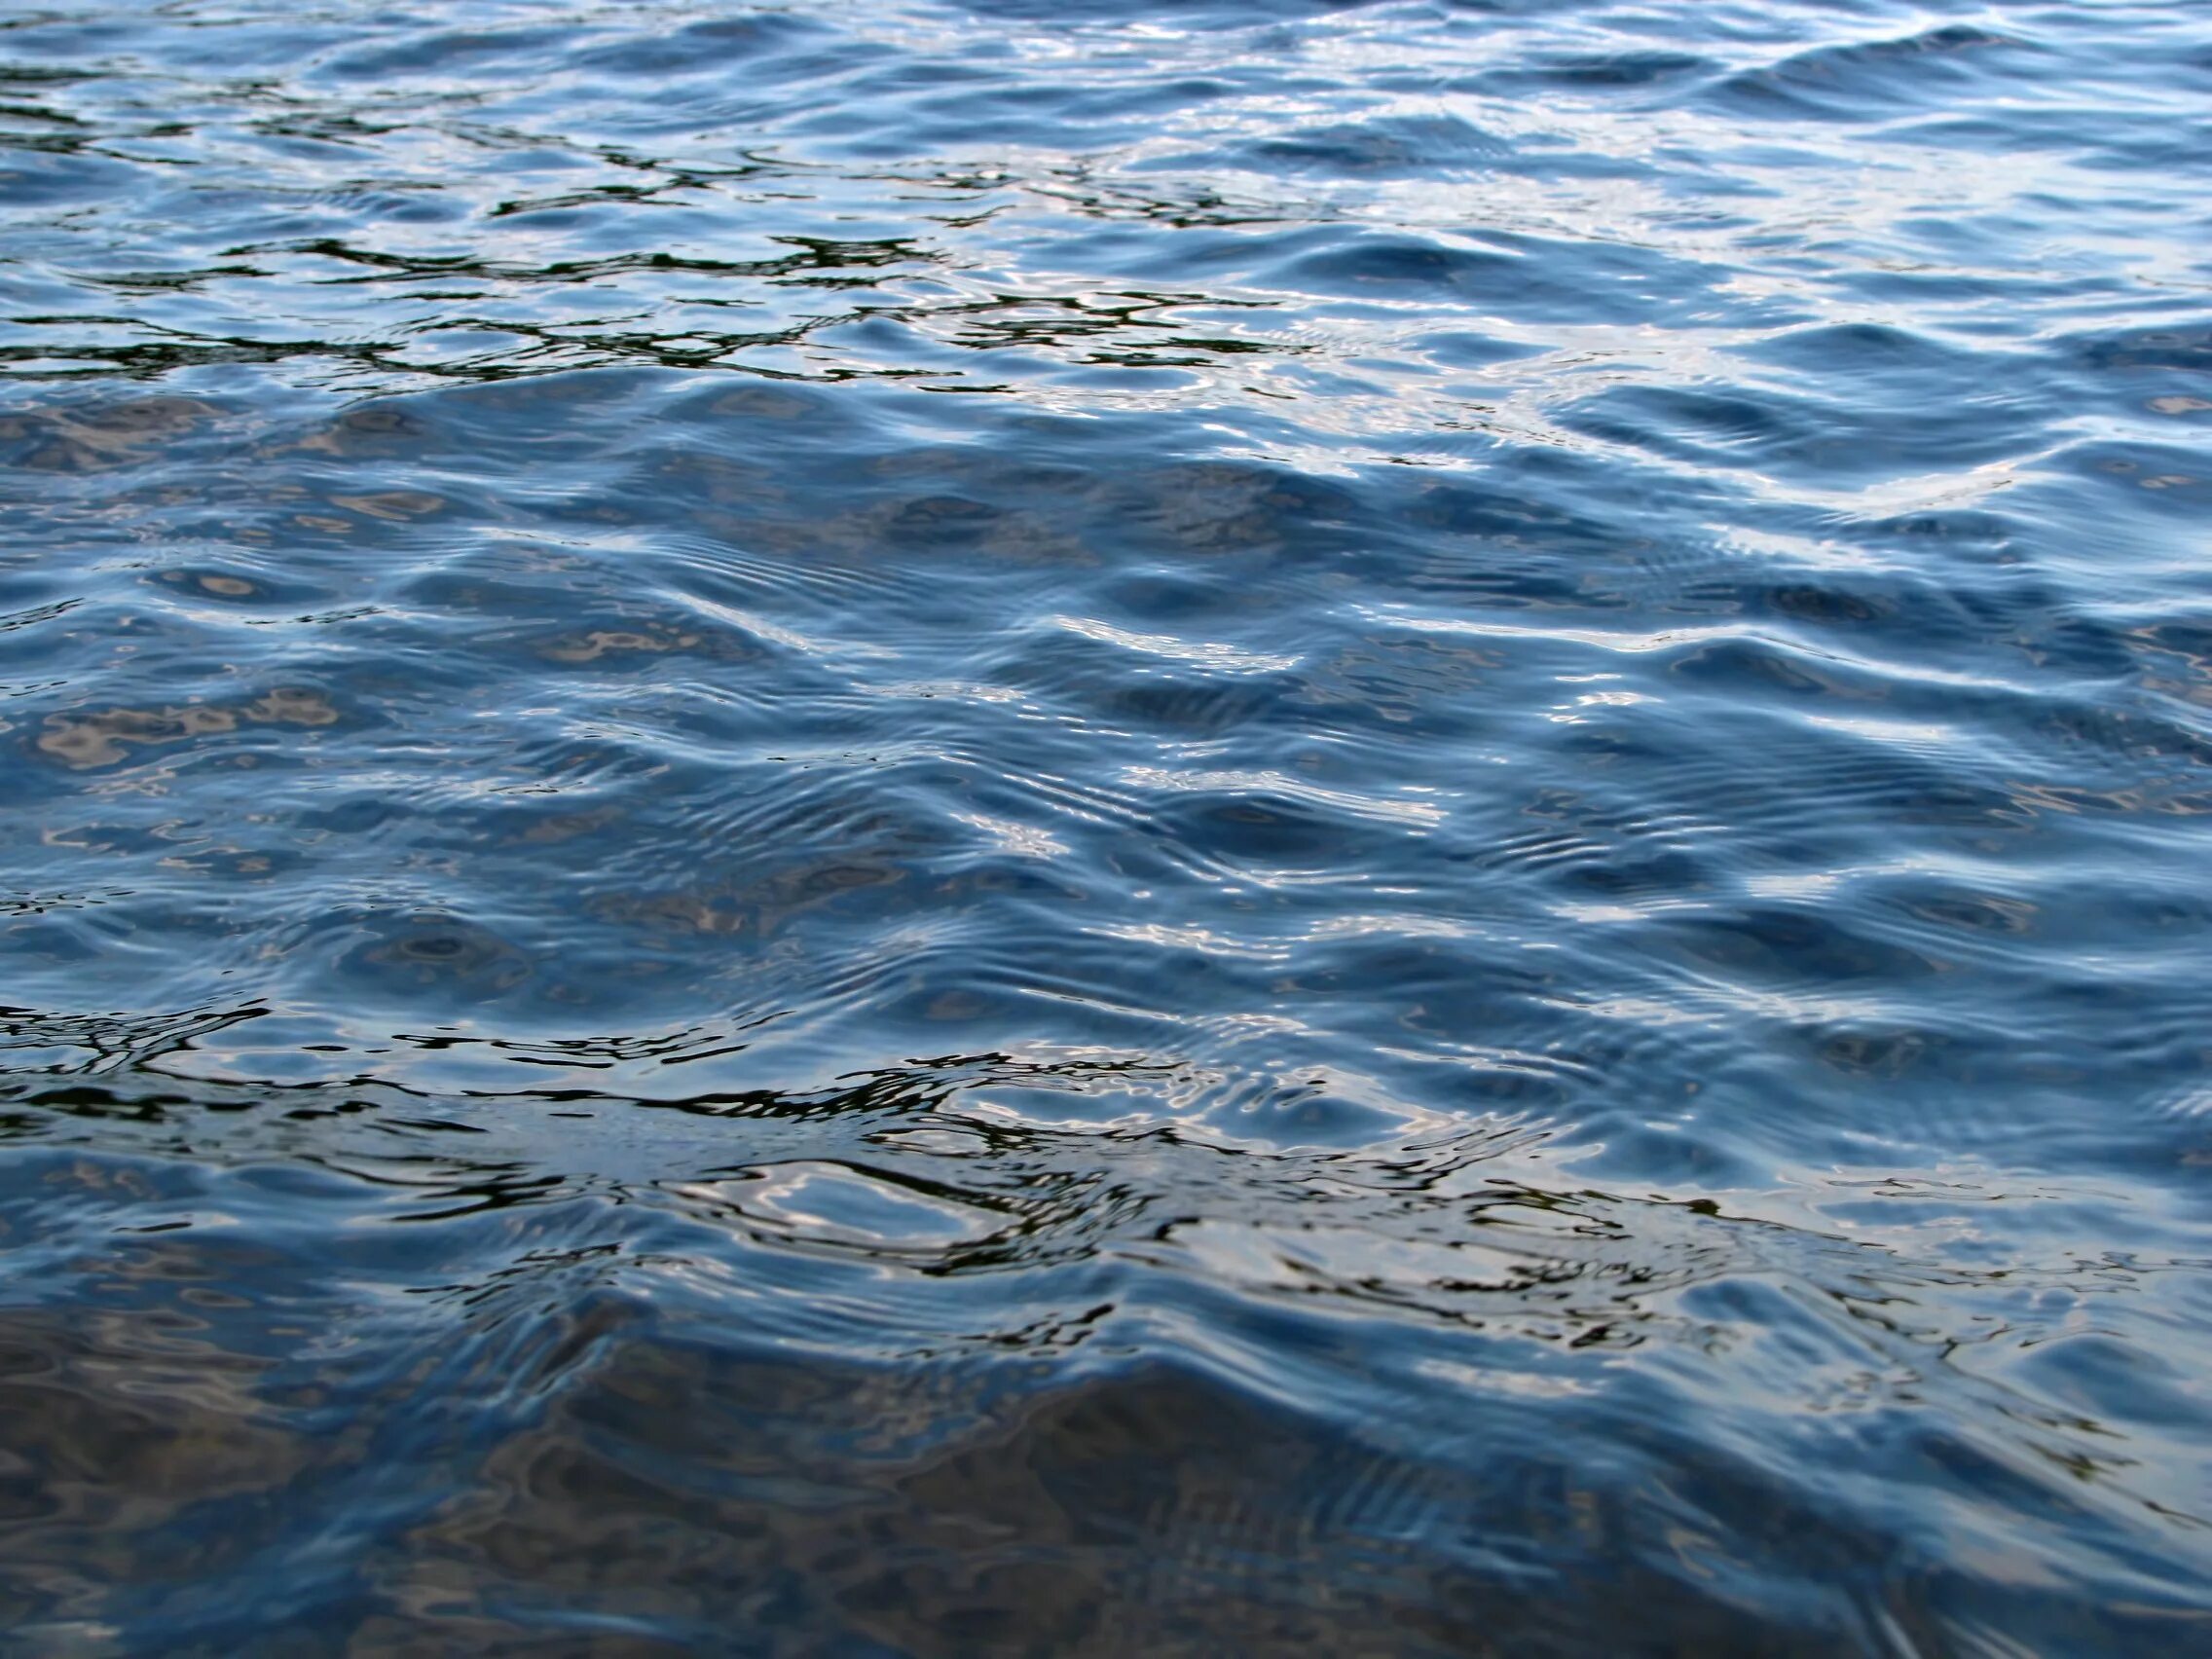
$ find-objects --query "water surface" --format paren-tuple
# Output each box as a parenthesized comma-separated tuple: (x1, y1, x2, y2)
(3, 0, 2211, 1651)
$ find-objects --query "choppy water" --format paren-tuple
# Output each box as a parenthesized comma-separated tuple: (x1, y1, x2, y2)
(2, 0, 2210, 1650)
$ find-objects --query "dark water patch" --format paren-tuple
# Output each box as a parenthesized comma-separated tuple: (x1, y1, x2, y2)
(1278, 230, 1711, 326)
(1210, 113, 1511, 179)
(1479, 48, 1717, 95)
(1707, 26, 2041, 124)
(0, 1131, 2201, 1651)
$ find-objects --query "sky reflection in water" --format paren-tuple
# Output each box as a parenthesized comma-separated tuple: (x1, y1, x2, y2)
(1, 0, 2211, 1651)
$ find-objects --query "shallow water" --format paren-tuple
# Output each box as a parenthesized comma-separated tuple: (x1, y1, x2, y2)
(2, 0, 2210, 1650)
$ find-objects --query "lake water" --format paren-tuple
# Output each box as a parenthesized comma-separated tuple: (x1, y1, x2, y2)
(3, 0, 2210, 1651)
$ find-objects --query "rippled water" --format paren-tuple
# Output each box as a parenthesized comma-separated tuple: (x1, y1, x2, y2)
(3, 0, 2210, 1650)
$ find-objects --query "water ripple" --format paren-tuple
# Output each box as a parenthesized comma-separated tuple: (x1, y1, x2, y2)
(3, 0, 2211, 1650)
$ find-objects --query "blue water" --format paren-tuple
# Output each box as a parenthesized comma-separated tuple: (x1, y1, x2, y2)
(2, 0, 2210, 1650)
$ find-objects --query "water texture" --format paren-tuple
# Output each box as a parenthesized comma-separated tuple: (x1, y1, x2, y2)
(2, 0, 2210, 1650)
